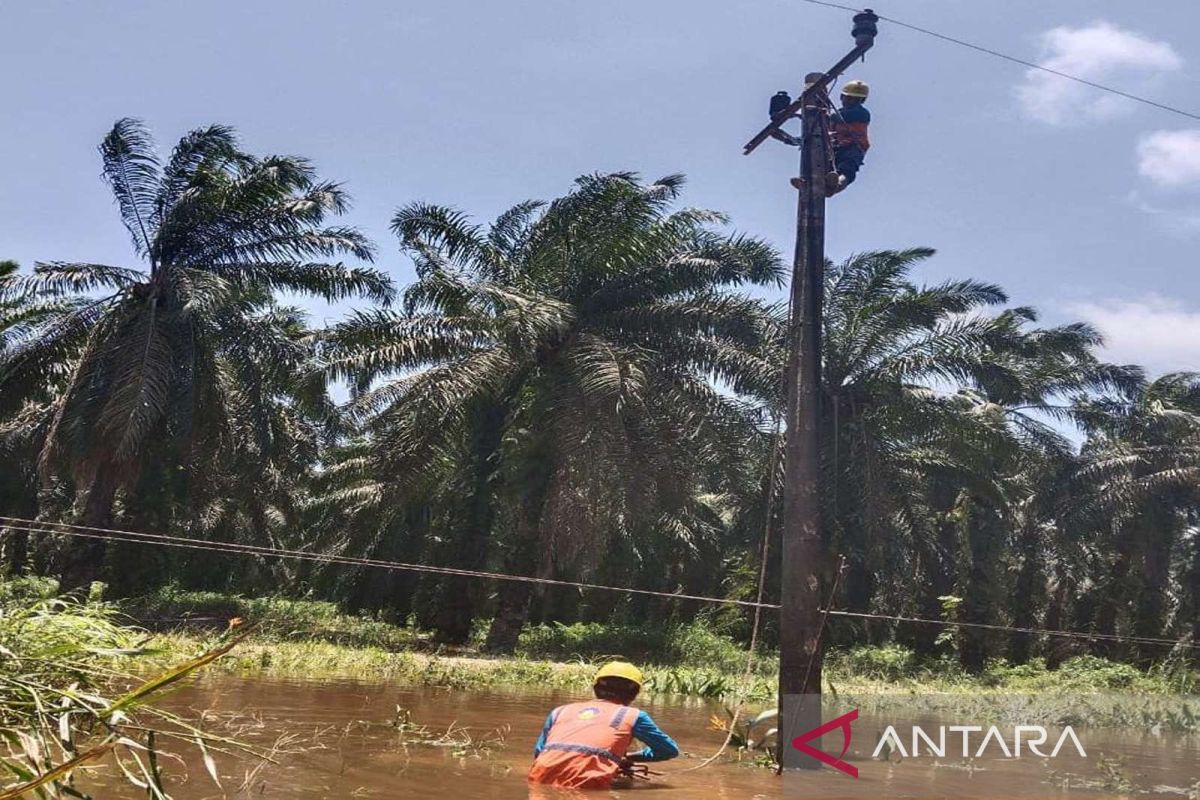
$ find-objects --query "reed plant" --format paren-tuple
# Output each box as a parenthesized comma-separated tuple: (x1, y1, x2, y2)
(0, 590, 251, 799)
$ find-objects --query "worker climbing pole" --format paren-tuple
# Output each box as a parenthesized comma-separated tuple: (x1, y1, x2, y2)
(742, 8, 879, 772)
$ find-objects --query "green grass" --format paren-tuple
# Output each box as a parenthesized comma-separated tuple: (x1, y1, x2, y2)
(120, 586, 424, 650)
(0, 581, 256, 797)
(512, 620, 773, 675)
(120, 590, 1198, 703)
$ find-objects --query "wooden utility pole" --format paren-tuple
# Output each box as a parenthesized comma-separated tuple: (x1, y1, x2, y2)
(742, 9, 878, 771)
(776, 87, 831, 771)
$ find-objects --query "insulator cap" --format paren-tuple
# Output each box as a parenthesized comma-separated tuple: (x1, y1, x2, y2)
(770, 91, 793, 118)
(852, 9, 879, 46)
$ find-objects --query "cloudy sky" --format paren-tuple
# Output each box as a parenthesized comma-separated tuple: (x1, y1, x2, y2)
(3, 0, 1199, 375)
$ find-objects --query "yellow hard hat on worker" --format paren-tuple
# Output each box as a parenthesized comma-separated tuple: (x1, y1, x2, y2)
(594, 661, 643, 688)
(841, 80, 869, 98)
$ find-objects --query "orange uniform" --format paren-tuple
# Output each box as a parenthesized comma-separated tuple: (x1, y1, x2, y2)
(527, 700, 637, 789)
(832, 103, 871, 150)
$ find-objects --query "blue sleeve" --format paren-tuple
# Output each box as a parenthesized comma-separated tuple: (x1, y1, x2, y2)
(840, 105, 870, 123)
(533, 709, 558, 758)
(629, 710, 680, 761)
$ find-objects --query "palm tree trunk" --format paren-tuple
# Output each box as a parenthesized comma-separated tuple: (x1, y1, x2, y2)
(1043, 570, 1071, 668)
(914, 486, 962, 656)
(5, 528, 28, 576)
(434, 404, 503, 644)
(485, 579, 533, 653)
(1008, 521, 1042, 664)
(1095, 521, 1136, 656)
(1, 475, 38, 576)
(960, 497, 1002, 672)
(58, 472, 118, 593)
(911, 537, 944, 655)
(484, 516, 539, 653)
(1132, 504, 1174, 662)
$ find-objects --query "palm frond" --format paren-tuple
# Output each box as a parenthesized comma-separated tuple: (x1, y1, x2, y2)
(14, 262, 145, 297)
(100, 118, 161, 256)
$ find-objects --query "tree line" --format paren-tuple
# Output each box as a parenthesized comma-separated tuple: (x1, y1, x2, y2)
(1, 119, 1197, 669)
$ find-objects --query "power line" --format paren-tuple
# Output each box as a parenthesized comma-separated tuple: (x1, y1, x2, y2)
(796, 0, 1200, 123)
(3, 516, 1196, 650)
(0, 517, 771, 610)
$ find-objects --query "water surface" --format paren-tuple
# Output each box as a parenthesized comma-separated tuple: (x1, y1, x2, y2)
(87, 677, 1197, 799)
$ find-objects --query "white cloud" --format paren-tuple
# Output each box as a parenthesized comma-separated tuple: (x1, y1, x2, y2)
(1126, 190, 1200, 235)
(1064, 295, 1200, 373)
(1017, 22, 1181, 125)
(1137, 130, 1200, 187)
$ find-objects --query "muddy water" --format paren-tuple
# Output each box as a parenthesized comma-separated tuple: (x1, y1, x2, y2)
(90, 677, 1197, 799)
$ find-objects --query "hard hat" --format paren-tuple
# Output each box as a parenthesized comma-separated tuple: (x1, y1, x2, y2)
(804, 72, 825, 86)
(594, 661, 643, 688)
(841, 80, 870, 98)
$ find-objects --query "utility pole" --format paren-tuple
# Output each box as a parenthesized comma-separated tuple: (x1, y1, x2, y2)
(742, 9, 878, 771)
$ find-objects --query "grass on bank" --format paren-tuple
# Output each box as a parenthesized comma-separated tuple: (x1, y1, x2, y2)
(6, 580, 1198, 740)
(0, 578, 259, 798)
(119, 588, 1199, 699)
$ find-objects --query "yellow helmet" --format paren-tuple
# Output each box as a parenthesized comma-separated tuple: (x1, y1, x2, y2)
(841, 80, 869, 98)
(594, 661, 643, 688)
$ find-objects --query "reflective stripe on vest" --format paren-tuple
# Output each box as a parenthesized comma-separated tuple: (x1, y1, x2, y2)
(541, 701, 637, 760)
(609, 706, 630, 729)
(542, 742, 621, 762)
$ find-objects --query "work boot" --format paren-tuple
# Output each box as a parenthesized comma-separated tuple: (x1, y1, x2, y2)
(825, 172, 842, 193)
(789, 177, 805, 190)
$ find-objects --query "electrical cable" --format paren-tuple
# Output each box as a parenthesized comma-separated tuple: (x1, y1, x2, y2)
(2, 515, 1196, 650)
(0, 517, 771, 609)
(665, 415, 783, 773)
(795, 0, 1200, 122)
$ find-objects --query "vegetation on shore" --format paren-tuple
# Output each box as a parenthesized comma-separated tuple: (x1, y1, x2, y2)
(2, 118, 1198, 690)
(1, 577, 1194, 800)
(123, 588, 1198, 701)
(0, 579, 254, 798)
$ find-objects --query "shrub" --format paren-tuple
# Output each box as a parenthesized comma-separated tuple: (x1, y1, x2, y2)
(830, 644, 920, 681)
(0, 582, 249, 796)
(1054, 655, 1144, 690)
(513, 621, 752, 672)
(120, 587, 420, 650)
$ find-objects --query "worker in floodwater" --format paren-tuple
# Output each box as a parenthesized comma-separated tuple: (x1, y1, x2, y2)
(528, 661, 679, 789)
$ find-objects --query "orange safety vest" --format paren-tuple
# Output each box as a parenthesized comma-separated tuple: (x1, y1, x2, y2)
(528, 700, 638, 789)
(833, 119, 870, 150)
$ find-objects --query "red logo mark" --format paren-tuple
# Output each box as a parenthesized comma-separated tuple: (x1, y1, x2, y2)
(790, 708, 859, 778)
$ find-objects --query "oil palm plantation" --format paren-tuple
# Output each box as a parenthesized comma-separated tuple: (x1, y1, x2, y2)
(0, 259, 85, 572)
(778, 249, 1132, 663)
(0, 119, 392, 589)
(321, 172, 782, 649)
(1069, 372, 1200, 658)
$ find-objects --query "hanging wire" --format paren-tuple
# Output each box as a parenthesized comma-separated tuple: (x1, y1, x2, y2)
(666, 414, 783, 773)
(2, 516, 1196, 650)
(794, 0, 1200, 122)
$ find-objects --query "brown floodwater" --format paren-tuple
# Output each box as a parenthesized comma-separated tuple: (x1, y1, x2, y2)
(84, 677, 1197, 799)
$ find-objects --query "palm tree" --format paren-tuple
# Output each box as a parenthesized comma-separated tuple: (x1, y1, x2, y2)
(1071, 372, 1200, 658)
(322, 172, 782, 650)
(0, 119, 392, 590)
(0, 259, 88, 573)
(779, 249, 1130, 663)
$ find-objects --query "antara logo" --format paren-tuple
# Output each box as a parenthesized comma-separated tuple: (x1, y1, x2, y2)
(790, 710, 1088, 779)
(791, 709, 860, 777)
(871, 725, 1087, 760)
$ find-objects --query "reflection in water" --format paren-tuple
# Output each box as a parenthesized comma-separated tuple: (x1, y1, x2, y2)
(86, 677, 1197, 799)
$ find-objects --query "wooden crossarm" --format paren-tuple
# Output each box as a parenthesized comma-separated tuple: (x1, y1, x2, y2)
(742, 41, 874, 155)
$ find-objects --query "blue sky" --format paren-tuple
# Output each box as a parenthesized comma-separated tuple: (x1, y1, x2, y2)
(4, 0, 1199, 375)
